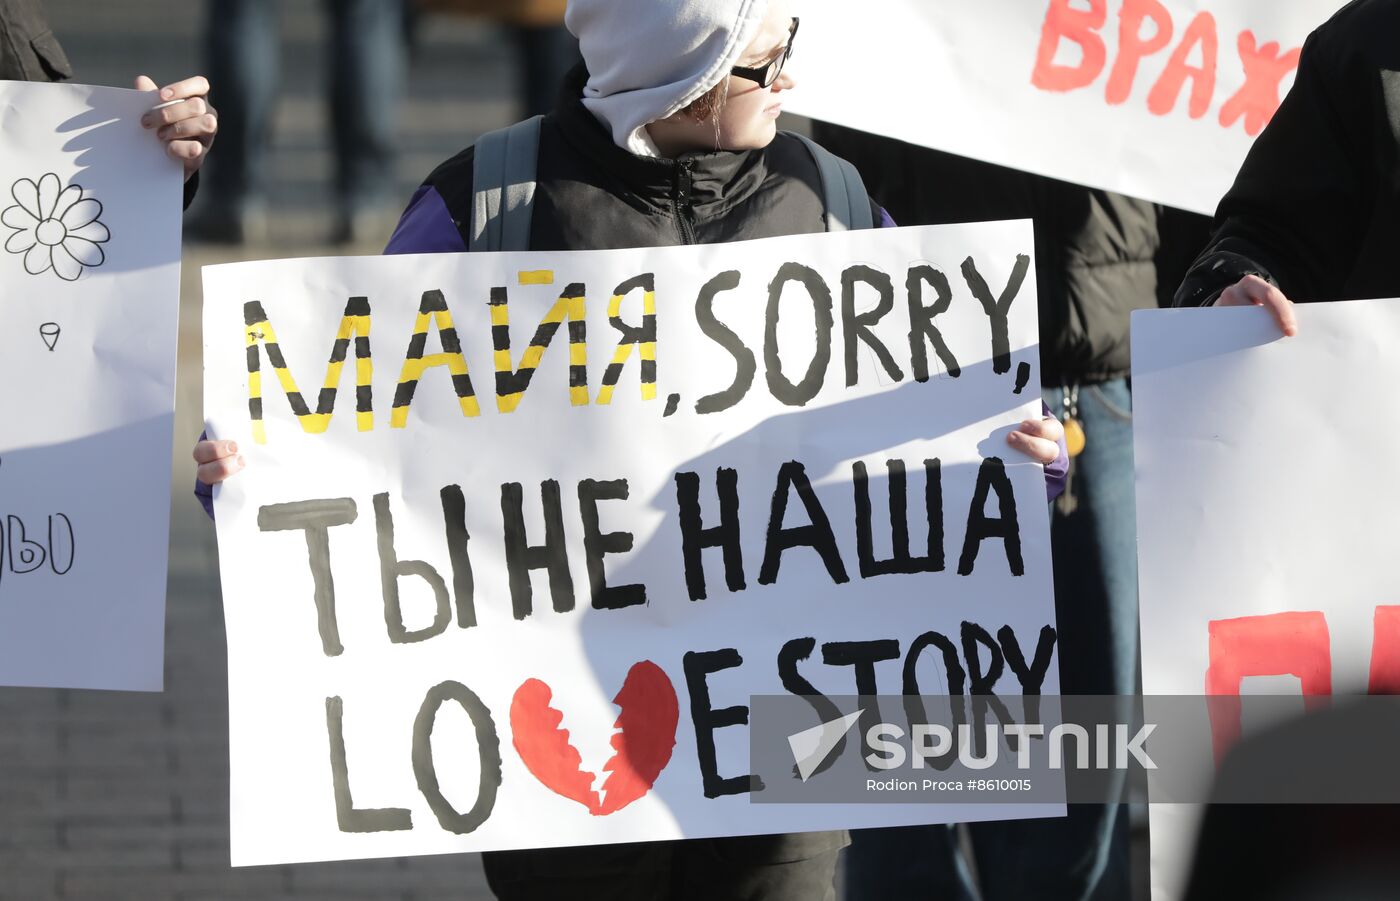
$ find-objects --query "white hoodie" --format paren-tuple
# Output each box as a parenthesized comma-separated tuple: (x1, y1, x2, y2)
(565, 0, 770, 157)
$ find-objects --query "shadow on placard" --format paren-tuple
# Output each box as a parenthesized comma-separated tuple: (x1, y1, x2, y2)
(50, 93, 181, 278)
(554, 346, 1054, 827)
(0, 412, 175, 692)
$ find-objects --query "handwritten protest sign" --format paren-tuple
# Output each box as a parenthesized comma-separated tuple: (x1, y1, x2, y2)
(203, 222, 1059, 865)
(1133, 301, 1400, 899)
(788, 0, 1345, 214)
(0, 81, 181, 691)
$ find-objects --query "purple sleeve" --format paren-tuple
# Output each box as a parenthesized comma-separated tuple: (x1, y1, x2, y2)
(196, 476, 214, 520)
(383, 185, 469, 255)
(195, 428, 214, 521)
(1042, 401, 1069, 503)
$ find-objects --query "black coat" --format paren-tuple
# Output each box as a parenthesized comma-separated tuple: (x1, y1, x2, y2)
(0, 0, 71, 82)
(418, 68, 881, 253)
(1175, 0, 1400, 307)
(812, 123, 1209, 387)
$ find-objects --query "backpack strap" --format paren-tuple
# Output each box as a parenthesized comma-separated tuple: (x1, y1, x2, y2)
(470, 115, 544, 253)
(787, 132, 875, 232)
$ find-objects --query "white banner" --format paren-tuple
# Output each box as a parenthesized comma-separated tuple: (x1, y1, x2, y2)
(204, 222, 1060, 865)
(0, 81, 181, 691)
(789, 0, 1345, 214)
(1133, 301, 1400, 899)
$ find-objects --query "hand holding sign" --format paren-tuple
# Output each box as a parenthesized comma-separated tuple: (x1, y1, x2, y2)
(193, 438, 243, 485)
(1006, 415, 1064, 465)
(1214, 274, 1298, 337)
(135, 75, 216, 180)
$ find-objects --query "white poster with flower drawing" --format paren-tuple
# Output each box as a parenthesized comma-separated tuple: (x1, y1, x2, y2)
(0, 80, 183, 690)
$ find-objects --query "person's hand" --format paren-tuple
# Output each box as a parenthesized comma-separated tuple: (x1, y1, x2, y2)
(136, 75, 216, 182)
(194, 439, 244, 485)
(1006, 416, 1064, 465)
(1216, 274, 1298, 336)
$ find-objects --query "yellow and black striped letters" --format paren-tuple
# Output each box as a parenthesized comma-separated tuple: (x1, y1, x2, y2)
(245, 298, 373, 444)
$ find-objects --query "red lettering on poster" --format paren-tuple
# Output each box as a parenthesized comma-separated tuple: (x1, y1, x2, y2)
(1368, 606, 1400, 694)
(1204, 611, 1331, 763)
(1032, 0, 1108, 92)
(1218, 31, 1303, 136)
(1105, 0, 1173, 105)
(1030, 3, 1301, 134)
(1146, 11, 1218, 118)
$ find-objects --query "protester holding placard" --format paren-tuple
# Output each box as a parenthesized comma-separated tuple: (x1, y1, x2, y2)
(194, 0, 1067, 895)
(1174, 0, 1400, 331)
(809, 125, 1210, 901)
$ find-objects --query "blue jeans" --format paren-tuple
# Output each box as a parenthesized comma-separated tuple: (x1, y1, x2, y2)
(845, 378, 1138, 901)
(204, 0, 403, 210)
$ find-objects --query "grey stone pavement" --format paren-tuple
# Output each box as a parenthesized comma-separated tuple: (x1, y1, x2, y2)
(0, 3, 1152, 899)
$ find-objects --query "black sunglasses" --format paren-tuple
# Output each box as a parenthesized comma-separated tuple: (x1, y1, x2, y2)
(731, 18, 799, 88)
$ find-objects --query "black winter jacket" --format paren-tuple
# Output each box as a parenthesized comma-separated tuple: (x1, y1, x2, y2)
(0, 0, 70, 82)
(811, 123, 1210, 387)
(1175, 0, 1400, 307)
(389, 67, 884, 255)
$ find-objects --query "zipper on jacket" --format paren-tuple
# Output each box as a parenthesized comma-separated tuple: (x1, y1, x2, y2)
(671, 159, 697, 245)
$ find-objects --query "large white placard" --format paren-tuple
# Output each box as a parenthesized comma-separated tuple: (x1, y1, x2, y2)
(1133, 301, 1400, 899)
(788, 0, 1345, 214)
(204, 222, 1060, 865)
(0, 81, 182, 691)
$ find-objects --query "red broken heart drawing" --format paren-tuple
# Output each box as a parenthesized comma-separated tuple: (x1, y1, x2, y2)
(510, 660, 678, 816)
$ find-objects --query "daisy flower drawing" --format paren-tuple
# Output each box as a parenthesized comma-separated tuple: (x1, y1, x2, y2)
(2, 173, 110, 282)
